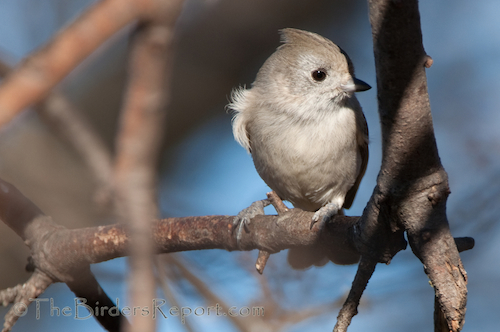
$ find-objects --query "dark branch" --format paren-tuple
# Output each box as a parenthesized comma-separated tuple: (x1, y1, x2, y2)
(333, 257, 376, 332)
(363, 1, 469, 331)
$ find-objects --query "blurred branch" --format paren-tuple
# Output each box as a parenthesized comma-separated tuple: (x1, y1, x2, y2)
(0, 57, 114, 207)
(112, 1, 184, 331)
(0, 0, 143, 128)
(38, 94, 115, 205)
(0, 59, 9, 77)
(154, 256, 196, 332)
(0, 0, 184, 331)
(166, 255, 257, 332)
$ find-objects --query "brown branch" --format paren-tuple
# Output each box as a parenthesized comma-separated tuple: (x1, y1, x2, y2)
(65, 268, 130, 332)
(267, 191, 289, 214)
(12, 213, 474, 267)
(0, 178, 127, 332)
(0, 58, 11, 77)
(0, 176, 357, 264)
(0, 53, 114, 209)
(0, 176, 474, 269)
(0, 0, 144, 128)
(0, 270, 52, 332)
(255, 191, 290, 274)
(357, 1, 469, 331)
(0, 174, 474, 331)
(113, 1, 184, 331)
(333, 256, 376, 332)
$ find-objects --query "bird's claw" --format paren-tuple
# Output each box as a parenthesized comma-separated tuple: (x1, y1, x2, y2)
(310, 203, 341, 229)
(233, 199, 270, 247)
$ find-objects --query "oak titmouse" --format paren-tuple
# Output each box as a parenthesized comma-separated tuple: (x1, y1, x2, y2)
(229, 28, 370, 269)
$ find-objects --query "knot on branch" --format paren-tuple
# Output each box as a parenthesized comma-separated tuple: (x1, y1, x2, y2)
(427, 183, 450, 206)
(353, 186, 407, 264)
(424, 55, 433, 68)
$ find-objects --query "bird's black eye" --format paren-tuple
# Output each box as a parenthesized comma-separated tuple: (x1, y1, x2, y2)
(311, 69, 327, 82)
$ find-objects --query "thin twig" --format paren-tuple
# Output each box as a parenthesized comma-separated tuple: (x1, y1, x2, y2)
(0, 270, 53, 332)
(37, 93, 114, 206)
(267, 191, 289, 214)
(168, 255, 257, 332)
(333, 256, 376, 332)
(255, 191, 290, 274)
(154, 256, 196, 332)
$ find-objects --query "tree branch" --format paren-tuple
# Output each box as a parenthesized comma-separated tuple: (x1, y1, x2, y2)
(0, 58, 114, 209)
(0, 177, 473, 270)
(113, 1, 184, 331)
(0, 0, 142, 128)
(37, 93, 114, 206)
(354, 1, 469, 331)
(0, 178, 128, 332)
(0, 173, 474, 331)
(333, 256, 376, 332)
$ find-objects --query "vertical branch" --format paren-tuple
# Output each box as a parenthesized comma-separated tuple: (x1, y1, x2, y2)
(366, 1, 468, 331)
(333, 256, 376, 332)
(114, 1, 184, 331)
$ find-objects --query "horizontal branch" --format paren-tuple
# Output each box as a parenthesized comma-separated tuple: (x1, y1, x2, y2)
(53, 211, 361, 265)
(0, 178, 474, 272)
(19, 212, 475, 272)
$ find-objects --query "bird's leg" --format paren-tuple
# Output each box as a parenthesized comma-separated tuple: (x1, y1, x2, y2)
(234, 193, 289, 274)
(310, 199, 344, 229)
(233, 198, 271, 246)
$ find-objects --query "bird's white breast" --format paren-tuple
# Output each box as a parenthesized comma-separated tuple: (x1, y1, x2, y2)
(248, 102, 361, 211)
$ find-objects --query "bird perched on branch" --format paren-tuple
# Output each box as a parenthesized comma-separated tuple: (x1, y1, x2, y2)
(228, 28, 370, 269)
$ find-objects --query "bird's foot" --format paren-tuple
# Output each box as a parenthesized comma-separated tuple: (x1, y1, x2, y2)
(310, 202, 342, 229)
(233, 199, 270, 247)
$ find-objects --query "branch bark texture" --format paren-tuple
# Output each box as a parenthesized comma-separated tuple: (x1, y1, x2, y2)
(363, 1, 468, 331)
(0, 175, 473, 331)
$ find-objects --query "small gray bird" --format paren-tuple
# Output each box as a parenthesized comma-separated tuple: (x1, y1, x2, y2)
(229, 28, 370, 269)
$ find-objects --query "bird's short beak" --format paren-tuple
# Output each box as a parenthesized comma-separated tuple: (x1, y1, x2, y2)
(341, 78, 371, 93)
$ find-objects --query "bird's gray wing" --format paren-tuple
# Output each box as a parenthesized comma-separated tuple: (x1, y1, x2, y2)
(343, 110, 368, 209)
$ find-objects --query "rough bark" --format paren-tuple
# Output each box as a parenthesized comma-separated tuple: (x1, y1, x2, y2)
(357, 1, 467, 331)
